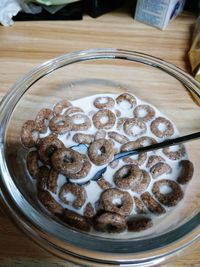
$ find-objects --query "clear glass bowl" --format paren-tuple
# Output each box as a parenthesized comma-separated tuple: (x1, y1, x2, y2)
(0, 48, 200, 266)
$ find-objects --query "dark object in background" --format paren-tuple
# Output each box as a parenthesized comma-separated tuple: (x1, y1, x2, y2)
(84, 0, 128, 18)
(14, 1, 83, 21)
(184, 0, 200, 14)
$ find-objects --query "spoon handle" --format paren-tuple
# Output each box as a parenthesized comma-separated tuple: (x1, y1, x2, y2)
(114, 131, 200, 160)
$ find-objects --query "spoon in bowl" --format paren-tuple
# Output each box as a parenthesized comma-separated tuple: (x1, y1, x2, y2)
(71, 131, 200, 184)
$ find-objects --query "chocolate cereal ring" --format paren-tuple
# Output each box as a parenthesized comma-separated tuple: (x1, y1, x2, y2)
(53, 99, 72, 115)
(93, 96, 115, 109)
(127, 217, 153, 232)
(97, 177, 112, 190)
(49, 115, 72, 134)
(163, 144, 186, 160)
(150, 117, 174, 138)
(27, 150, 39, 178)
(92, 109, 116, 130)
(88, 139, 114, 166)
(94, 212, 126, 233)
(108, 131, 129, 144)
(59, 183, 86, 209)
(150, 162, 172, 179)
(61, 208, 91, 232)
(114, 164, 142, 190)
(51, 148, 83, 174)
(71, 114, 91, 131)
(123, 118, 146, 137)
(136, 136, 157, 147)
(66, 157, 92, 179)
(64, 106, 84, 116)
(133, 105, 155, 122)
(95, 130, 107, 140)
(73, 133, 94, 145)
(38, 190, 63, 214)
(152, 179, 183, 207)
(120, 139, 144, 151)
(122, 154, 147, 166)
(141, 192, 166, 215)
(131, 170, 150, 193)
(84, 202, 94, 219)
(177, 160, 194, 184)
(35, 108, 53, 133)
(47, 169, 59, 193)
(146, 155, 165, 168)
(36, 166, 49, 190)
(133, 196, 147, 214)
(21, 120, 39, 148)
(121, 141, 147, 166)
(99, 188, 133, 216)
(116, 93, 137, 109)
(38, 134, 64, 164)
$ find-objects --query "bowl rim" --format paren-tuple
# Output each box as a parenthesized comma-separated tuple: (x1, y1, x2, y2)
(0, 48, 200, 265)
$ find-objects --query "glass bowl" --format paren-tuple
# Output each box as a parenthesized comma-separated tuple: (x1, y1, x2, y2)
(0, 48, 200, 267)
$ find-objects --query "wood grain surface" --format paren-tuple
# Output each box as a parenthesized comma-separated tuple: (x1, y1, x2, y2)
(0, 10, 199, 267)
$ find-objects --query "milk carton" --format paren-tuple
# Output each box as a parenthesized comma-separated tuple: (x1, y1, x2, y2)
(134, 0, 186, 30)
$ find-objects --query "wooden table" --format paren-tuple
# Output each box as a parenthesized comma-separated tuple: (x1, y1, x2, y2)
(0, 10, 198, 267)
